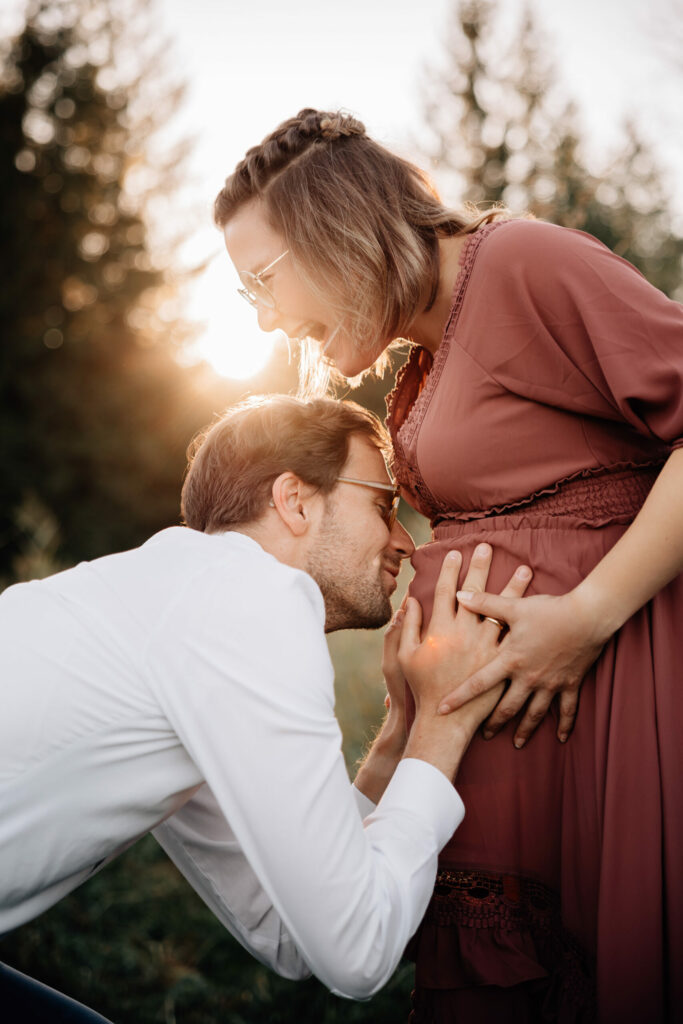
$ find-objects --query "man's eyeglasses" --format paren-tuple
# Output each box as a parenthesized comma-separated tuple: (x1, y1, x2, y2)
(336, 476, 400, 530)
(237, 250, 289, 309)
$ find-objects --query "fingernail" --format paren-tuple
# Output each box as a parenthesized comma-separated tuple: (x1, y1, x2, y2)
(446, 550, 460, 562)
(456, 590, 474, 602)
(559, 733, 567, 743)
(475, 543, 491, 556)
(515, 565, 532, 579)
(483, 730, 493, 740)
(437, 704, 449, 715)
(514, 738, 525, 749)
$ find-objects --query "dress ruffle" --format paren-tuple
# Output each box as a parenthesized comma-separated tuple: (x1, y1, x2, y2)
(406, 870, 595, 1023)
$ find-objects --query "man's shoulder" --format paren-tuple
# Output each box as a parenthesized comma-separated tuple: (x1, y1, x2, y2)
(154, 528, 326, 628)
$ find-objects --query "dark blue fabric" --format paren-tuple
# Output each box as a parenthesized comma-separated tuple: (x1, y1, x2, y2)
(0, 962, 115, 1022)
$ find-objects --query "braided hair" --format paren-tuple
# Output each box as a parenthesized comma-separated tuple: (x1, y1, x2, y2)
(215, 108, 505, 394)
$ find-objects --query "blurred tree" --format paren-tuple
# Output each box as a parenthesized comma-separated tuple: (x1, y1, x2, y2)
(0, 0, 285, 574)
(421, 0, 683, 297)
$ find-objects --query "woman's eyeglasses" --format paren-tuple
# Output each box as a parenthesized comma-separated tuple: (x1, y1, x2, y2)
(237, 250, 289, 309)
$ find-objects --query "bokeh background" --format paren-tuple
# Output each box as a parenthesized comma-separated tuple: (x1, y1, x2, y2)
(1, 0, 681, 1020)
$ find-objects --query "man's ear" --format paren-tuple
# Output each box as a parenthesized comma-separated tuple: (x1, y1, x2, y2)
(270, 472, 318, 536)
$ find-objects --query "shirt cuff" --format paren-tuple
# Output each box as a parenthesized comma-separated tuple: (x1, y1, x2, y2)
(351, 784, 377, 820)
(376, 757, 465, 849)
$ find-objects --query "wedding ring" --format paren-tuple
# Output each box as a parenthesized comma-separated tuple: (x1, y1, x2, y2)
(484, 616, 506, 631)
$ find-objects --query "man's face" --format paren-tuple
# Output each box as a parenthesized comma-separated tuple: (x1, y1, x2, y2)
(305, 435, 415, 633)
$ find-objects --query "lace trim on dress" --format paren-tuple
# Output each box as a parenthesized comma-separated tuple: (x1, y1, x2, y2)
(409, 869, 596, 1020)
(386, 221, 507, 505)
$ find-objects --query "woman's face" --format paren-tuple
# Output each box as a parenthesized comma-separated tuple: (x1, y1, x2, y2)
(223, 200, 386, 378)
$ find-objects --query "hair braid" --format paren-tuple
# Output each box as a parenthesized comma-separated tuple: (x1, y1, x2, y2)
(214, 108, 366, 222)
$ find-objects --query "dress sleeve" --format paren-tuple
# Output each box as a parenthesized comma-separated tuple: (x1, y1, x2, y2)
(145, 562, 463, 1000)
(486, 221, 683, 448)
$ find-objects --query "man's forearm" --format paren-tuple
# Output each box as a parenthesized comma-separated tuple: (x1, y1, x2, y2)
(354, 711, 406, 805)
(404, 681, 506, 782)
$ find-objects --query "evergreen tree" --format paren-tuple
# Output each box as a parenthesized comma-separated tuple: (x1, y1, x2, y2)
(421, 0, 683, 297)
(0, 0, 264, 574)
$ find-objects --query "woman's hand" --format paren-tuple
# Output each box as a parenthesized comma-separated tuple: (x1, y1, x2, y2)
(437, 587, 611, 747)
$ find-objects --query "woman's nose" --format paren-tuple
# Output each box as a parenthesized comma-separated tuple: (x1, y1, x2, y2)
(256, 302, 280, 333)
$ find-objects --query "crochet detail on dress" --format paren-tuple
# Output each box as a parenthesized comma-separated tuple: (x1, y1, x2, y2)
(396, 221, 505, 451)
(429, 869, 574, 934)
(386, 221, 508, 518)
(413, 868, 596, 1016)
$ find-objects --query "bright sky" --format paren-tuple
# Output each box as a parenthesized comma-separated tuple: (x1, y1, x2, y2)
(155, 0, 682, 379)
(4, 0, 682, 378)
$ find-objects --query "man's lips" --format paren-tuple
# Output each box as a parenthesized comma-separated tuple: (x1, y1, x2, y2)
(383, 564, 400, 592)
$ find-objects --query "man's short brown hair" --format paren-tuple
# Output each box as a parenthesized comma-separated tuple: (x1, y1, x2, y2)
(181, 394, 390, 533)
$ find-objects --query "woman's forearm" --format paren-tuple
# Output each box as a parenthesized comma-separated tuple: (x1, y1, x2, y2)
(573, 448, 683, 637)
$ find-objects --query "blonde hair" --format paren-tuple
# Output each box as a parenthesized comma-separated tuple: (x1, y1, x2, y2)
(214, 108, 506, 394)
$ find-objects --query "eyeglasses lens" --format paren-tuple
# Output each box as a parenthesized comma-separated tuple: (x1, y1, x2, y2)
(238, 273, 276, 310)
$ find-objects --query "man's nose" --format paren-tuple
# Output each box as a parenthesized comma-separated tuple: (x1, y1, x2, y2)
(390, 519, 415, 560)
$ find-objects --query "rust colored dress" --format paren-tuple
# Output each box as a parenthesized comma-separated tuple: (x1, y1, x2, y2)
(386, 219, 683, 1024)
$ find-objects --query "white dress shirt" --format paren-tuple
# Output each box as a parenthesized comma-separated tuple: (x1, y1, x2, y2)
(0, 527, 464, 999)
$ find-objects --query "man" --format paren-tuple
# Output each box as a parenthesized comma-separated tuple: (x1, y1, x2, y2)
(0, 395, 528, 1020)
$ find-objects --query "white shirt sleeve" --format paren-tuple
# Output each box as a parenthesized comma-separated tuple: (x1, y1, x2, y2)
(145, 556, 464, 1000)
(352, 784, 376, 820)
(153, 783, 310, 980)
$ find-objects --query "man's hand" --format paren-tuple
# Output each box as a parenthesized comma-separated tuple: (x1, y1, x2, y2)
(399, 544, 532, 780)
(353, 604, 409, 805)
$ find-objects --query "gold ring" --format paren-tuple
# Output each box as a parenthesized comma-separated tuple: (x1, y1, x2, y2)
(484, 616, 506, 631)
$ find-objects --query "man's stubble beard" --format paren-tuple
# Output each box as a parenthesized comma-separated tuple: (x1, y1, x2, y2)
(304, 505, 393, 634)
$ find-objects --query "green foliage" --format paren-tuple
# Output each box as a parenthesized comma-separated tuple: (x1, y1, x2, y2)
(422, 0, 683, 297)
(0, 0, 298, 575)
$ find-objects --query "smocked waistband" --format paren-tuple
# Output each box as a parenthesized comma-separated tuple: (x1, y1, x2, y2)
(433, 464, 663, 533)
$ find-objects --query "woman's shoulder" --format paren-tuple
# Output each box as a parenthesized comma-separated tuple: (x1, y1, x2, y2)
(478, 217, 608, 267)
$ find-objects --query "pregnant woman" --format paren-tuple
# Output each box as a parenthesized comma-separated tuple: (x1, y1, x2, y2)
(215, 109, 683, 1023)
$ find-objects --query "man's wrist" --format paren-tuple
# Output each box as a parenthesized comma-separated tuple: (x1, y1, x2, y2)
(403, 708, 470, 783)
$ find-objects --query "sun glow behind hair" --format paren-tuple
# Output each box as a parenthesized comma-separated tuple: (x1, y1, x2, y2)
(184, 241, 279, 380)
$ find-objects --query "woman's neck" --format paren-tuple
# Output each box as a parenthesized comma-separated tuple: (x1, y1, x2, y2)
(409, 234, 468, 355)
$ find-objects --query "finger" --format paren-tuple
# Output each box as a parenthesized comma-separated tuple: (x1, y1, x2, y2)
(455, 590, 518, 624)
(498, 564, 533, 599)
(437, 656, 507, 714)
(481, 683, 535, 738)
(459, 542, 494, 596)
(384, 693, 391, 709)
(382, 608, 405, 684)
(428, 550, 462, 633)
(556, 688, 579, 743)
(398, 596, 423, 656)
(511, 691, 554, 748)
(479, 565, 533, 636)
